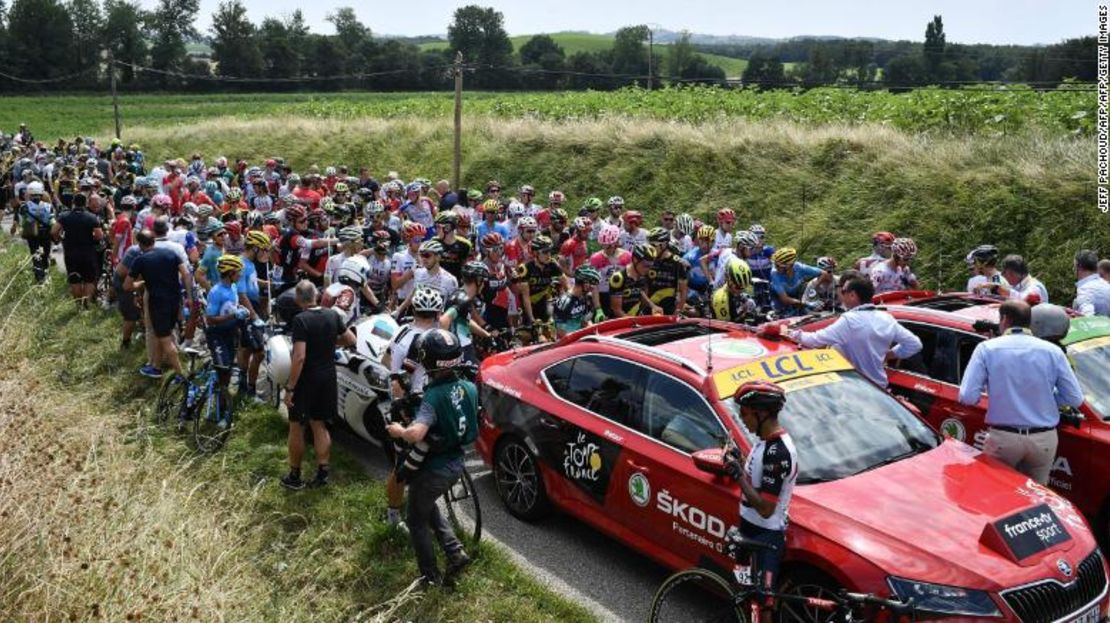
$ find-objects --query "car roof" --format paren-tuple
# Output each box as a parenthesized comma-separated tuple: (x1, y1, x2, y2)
(1062, 315, 1110, 346)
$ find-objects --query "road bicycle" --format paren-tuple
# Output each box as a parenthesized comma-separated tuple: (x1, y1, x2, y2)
(152, 347, 203, 426)
(650, 534, 916, 623)
(436, 467, 483, 547)
(186, 355, 236, 453)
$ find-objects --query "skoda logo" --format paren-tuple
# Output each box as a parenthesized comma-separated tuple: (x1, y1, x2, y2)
(1057, 559, 1073, 577)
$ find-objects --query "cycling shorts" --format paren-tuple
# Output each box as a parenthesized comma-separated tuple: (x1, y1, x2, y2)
(206, 329, 238, 369)
(740, 519, 786, 607)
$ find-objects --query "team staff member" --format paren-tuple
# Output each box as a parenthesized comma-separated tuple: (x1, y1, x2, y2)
(957, 300, 1084, 485)
(768, 272, 922, 388)
(281, 280, 356, 490)
(724, 381, 798, 623)
(52, 193, 104, 306)
(124, 229, 194, 380)
(1072, 249, 1110, 317)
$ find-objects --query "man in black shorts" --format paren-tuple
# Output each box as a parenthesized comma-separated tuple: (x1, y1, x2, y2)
(52, 193, 104, 307)
(124, 230, 194, 379)
(281, 280, 356, 490)
(114, 236, 147, 349)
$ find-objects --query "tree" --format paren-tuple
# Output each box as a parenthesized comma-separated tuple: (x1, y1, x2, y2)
(884, 54, 924, 90)
(519, 34, 565, 89)
(147, 0, 200, 85)
(566, 50, 613, 89)
(327, 7, 375, 85)
(7, 0, 74, 85)
(801, 46, 837, 85)
(447, 4, 514, 88)
(210, 0, 262, 79)
(611, 24, 649, 82)
(68, 0, 101, 84)
(742, 53, 786, 88)
(665, 32, 724, 84)
(923, 15, 945, 83)
(258, 16, 298, 80)
(102, 0, 146, 83)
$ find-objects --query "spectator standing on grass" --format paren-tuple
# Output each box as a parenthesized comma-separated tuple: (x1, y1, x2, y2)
(124, 229, 193, 380)
(281, 280, 356, 490)
(1072, 249, 1110, 317)
(52, 193, 104, 307)
(958, 300, 1084, 485)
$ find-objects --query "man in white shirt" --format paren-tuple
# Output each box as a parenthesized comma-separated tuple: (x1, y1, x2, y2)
(996, 254, 1049, 304)
(766, 271, 922, 388)
(1073, 249, 1110, 317)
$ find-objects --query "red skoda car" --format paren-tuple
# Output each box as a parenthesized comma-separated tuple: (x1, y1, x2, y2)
(477, 316, 1109, 622)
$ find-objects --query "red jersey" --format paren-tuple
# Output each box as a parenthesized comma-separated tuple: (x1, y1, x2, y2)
(292, 187, 322, 211)
(560, 236, 590, 271)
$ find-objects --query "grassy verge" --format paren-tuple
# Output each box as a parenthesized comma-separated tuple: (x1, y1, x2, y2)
(0, 238, 594, 622)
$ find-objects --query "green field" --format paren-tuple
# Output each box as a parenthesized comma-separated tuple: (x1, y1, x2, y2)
(420, 31, 750, 77)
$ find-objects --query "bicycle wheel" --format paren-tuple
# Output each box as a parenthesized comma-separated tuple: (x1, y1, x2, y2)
(153, 373, 189, 426)
(193, 376, 232, 453)
(650, 568, 747, 623)
(440, 468, 482, 546)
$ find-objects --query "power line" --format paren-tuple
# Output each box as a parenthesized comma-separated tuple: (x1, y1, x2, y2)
(0, 66, 99, 84)
(112, 60, 454, 84)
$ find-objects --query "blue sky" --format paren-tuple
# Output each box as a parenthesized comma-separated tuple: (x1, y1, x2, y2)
(173, 0, 1093, 45)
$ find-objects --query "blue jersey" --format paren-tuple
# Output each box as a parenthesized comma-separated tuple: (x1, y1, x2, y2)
(199, 245, 222, 286)
(684, 247, 713, 291)
(237, 256, 260, 303)
(206, 282, 240, 333)
(476, 221, 510, 248)
(771, 262, 823, 301)
(747, 245, 774, 281)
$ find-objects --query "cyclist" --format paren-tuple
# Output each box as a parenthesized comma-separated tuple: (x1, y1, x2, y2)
(619, 210, 647, 249)
(723, 381, 798, 623)
(854, 231, 894, 276)
(686, 225, 717, 309)
(870, 237, 919, 295)
(441, 261, 492, 363)
(204, 254, 249, 428)
(196, 222, 227, 292)
(433, 211, 473, 279)
(504, 201, 525, 240)
(400, 183, 435, 239)
(237, 231, 271, 400)
(580, 197, 603, 241)
(476, 199, 510, 252)
(609, 243, 657, 318)
(966, 244, 1003, 294)
(324, 225, 365, 287)
(801, 256, 839, 312)
(514, 234, 565, 336)
(554, 265, 604, 338)
(365, 230, 393, 313)
(391, 222, 426, 311)
(504, 215, 537, 271)
(558, 216, 594, 276)
(546, 207, 570, 248)
(602, 196, 624, 231)
(10, 181, 55, 283)
(672, 213, 696, 255)
(322, 254, 372, 325)
(519, 184, 542, 217)
(274, 205, 336, 294)
(385, 328, 477, 588)
(714, 208, 736, 251)
(769, 248, 822, 317)
(746, 224, 774, 294)
(646, 227, 688, 316)
(711, 258, 759, 324)
(589, 225, 631, 318)
(479, 232, 514, 334)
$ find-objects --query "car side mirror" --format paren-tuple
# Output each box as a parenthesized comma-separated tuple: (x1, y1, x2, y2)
(692, 448, 731, 477)
(896, 396, 922, 419)
(1060, 407, 1084, 429)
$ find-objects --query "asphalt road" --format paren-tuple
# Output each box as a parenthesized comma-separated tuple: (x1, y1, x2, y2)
(337, 429, 672, 623)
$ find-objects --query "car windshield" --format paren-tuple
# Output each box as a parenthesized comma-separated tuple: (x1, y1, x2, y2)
(727, 371, 939, 484)
(1068, 340, 1110, 420)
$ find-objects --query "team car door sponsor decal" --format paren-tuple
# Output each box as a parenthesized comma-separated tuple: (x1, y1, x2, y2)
(989, 503, 1071, 562)
(713, 349, 853, 398)
(701, 338, 768, 360)
(656, 489, 738, 554)
(1015, 478, 1086, 531)
(628, 472, 651, 507)
(939, 417, 967, 441)
(548, 427, 621, 503)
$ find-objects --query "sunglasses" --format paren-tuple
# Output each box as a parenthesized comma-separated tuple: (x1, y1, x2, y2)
(662, 217, 674, 223)
(488, 245, 504, 253)
(521, 228, 536, 235)
(420, 252, 435, 258)
(489, 188, 501, 193)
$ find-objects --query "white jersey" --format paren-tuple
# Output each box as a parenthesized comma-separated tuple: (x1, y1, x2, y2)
(740, 432, 798, 531)
(674, 234, 694, 255)
(619, 227, 647, 250)
(389, 324, 429, 394)
(967, 272, 1003, 294)
(855, 253, 885, 277)
(391, 248, 419, 302)
(412, 266, 458, 298)
(522, 202, 543, 218)
(324, 253, 351, 286)
(367, 253, 391, 294)
(1008, 275, 1049, 304)
(869, 260, 917, 295)
(712, 248, 736, 289)
(714, 229, 732, 252)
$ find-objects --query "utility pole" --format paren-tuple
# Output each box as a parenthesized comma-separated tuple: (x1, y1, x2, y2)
(452, 51, 463, 190)
(646, 27, 653, 90)
(108, 49, 122, 140)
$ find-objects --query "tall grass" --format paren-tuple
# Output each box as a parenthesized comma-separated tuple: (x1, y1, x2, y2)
(125, 115, 1105, 302)
(0, 239, 594, 622)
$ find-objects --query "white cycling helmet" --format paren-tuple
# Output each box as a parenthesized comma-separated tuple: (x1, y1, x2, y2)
(412, 286, 445, 313)
(508, 201, 526, 218)
(26, 181, 44, 195)
(338, 255, 370, 287)
(518, 216, 538, 230)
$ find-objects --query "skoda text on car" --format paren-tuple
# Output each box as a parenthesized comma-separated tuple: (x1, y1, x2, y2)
(796, 291, 1110, 546)
(476, 316, 1108, 622)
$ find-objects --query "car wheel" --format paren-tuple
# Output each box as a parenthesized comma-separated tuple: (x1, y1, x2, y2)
(776, 567, 842, 623)
(493, 437, 551, 521)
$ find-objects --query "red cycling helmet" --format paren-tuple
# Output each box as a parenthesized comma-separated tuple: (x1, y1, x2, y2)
(481, 231, 504, 248)
(733, 380, 786, 410)
(284, 205, 306, 222)
(717, 208, 736, 224)
(872, 231, 895, 245)
(623, 210, 643, 227)
(403, 221, 427, 240)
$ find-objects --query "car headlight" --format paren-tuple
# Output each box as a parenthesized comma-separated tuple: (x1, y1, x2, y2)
(888, 577, 1001, 617)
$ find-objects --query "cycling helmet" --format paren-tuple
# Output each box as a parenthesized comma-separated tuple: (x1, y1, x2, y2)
(466, 189, 483, 201)
(481, 199, 501, 214)
(518, 216, 538, 230)
(508, 202, 526, 218)
(224, 221, 243, 238)
(457, 213, 472, 229)
(696, 225, 716, 241)
(182, 201, 198, 216)
(623, 211, 643, 227)
(631, 243, 657, 263)
(725, 258, 753, 289)
(412, 286, 445, 314)
(772, 247, 797, 265)
(598, 225, 622, 247)
(26, 181, 44, 196)
(733, 380, 786, 411)
(485, 180, 502, 192)
(414, 328, 463, 372)
(186, 175, 201, 186)
(365, 200, 384, 216)
(338, 225, 363, 243)
(325, 166, 337, 176)
(716, 208, 736, 224)
(338, 255, 370, 287)
(152, 194, 172, 209)
(968, 244, 999, 266)
(434, 211, 458, 227)
(119, 195, 137, 207)
(246, 230, 271, 250)
(548, 190, 565, 204)
(306, 209, 326, 226)
(735, 230, 760, 249)
(403, 221, 427, 240)
(607, 196, 624, 208)
(284, 205, 306, 222)
(582, 197, 603, 212)
(405, 182, 422, 195)
(227, 187, 243, 201)
(749, 223, 766, 237)
(574, 265, 601, 285)
(549, 207, 568, 223)
(462, 261, 490, 281)
(519, 184, 535, 195)
(816, 256, 838, 272)
(647, 227, 670, 244)
(217, 254, 244, 276)
(196, 205, 214, 219)
(891, 237, 917, 260)
(531, 235, 554, 252)
(419, 239, 444, 255)
(872, 231, 895, 245)
(573, 216, 592, 232)
(204, 181, 218, 195)
(334, 182, 349, 194)
(481, 232, 504, 248)
(319, 197, 337, 213)
(675, 213, 696, 237)
(1031, 304, 1070, 341)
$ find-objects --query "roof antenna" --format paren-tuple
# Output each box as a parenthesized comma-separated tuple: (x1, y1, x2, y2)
(706, 319, 714, 373)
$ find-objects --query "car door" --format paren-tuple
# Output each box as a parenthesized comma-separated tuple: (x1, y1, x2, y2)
(540, 354, 646, 528)
(608, 367, 740, 572)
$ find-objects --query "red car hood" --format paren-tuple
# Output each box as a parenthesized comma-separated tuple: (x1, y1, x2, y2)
(793, 440, 1094, 590)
